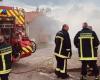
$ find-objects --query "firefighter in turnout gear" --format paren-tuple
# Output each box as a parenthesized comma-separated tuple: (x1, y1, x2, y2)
(0, 32, 12, 80)
(74, 22, 100, 80)
(54, 24, 72, 79)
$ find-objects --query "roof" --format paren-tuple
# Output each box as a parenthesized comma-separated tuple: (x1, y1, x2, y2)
(0, 6, 13, 9)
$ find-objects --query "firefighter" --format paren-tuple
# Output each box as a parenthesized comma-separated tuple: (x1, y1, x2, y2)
(0, 32, 12, 80)
(54, 24, 72, 79)
(74, 22, 100, 80)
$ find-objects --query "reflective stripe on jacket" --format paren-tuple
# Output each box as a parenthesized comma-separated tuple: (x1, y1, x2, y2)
(0, 43, 12, 74)
(54, 30, 72, 58)
(74, 28, 100, 60)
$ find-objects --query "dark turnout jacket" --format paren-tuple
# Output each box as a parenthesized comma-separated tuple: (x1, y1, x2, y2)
(54, 29, 72, 59)
(74, 28, 100, 60)
(0, 42, 12, 74)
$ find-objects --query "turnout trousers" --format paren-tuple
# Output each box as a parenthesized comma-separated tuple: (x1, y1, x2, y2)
(0, 73, 9, 80)
(55, 56, 68, 78)
(81, 60, 99, 76)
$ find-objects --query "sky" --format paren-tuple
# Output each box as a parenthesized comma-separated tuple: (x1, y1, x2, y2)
(0, 0, 100, 10)
(0, 0, 100, 47)
(1, 0, 100, 25)
(0, 0, 99, 6)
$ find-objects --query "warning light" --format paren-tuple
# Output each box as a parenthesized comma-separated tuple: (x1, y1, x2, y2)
(2, 9, 7, 14)
(0, 9, 7, 16)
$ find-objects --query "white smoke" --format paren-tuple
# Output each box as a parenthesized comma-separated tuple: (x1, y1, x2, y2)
(28, 15, 60, 46)
(46, 3, 100, 49)
(28, 3, 100, 49)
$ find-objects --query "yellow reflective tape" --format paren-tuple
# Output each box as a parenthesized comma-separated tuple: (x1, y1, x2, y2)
(55, 36, 64, 55)
(0, 69, 11, 74)
(16, 9, 25, 19)
(22, 47, 29, 53)
(0, 48, 12, 54)
(80, 33, 92, 35)
(26, 46, 33, 52)
(7, 10, 12, 16)
(56, 68, 60, 71)
(79, 37, 94, 60)
(80, 38, 83, 59)
(19, 15, 24, 23)
(14, 10, 25, 24)
(0, 46, 12, 51)
(14, 10, 19, 15)
(55, 53, 69, 58)
(80, 34, 92, 37)
(59, 38, 63, 55)
(66, 49, 70, 51)
(60, 59, 66, 73)
(79, 37, 94, 39)
(9, 10, 23, 24)
(91, 38, 94, 58)
(55, 59, 66, 73)
(13, 11, 23, 24)
(2, 55, 6, 70)
(14, 10, 24, 24)
(55, 36, 64, 40)
(68, 52, 71, 58)
(0, 51, 12, 55)
(80, 57, 97, 60)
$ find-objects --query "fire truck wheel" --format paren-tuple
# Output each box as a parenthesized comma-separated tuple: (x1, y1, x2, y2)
(31, 41, 36, 53)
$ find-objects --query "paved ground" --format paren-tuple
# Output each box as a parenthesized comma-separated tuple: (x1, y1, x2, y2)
(9, 44, 100, 80)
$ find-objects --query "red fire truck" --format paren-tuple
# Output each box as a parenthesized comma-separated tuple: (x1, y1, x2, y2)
(0, 6, 36, 61)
